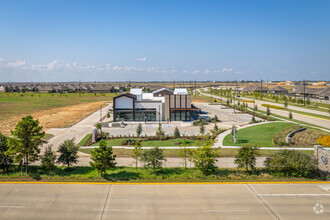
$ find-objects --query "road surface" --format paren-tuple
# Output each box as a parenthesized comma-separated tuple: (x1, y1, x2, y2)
(0, 183, 329, 219)
(201, 92, 330, 129)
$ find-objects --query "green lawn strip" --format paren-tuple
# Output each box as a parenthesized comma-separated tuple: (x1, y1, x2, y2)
(77, 134, 92, 146)
(253, 108, 329, 131)
(79, 147, 314, 157)
(0, 165, 319, 182)
(288, 109, 330, 120)
(42, 133, 54, 141)
(223, 122, 295, 147)
(91, 138, 202, 147)
(241, 95, 329, 113)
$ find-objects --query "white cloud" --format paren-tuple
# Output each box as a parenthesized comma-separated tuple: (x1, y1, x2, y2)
(112, 65, 122, 71)
(222, 67, 233, 72)
(204, 69, 210, 74)
(7, 60, 26, 68)
(311, 71, 318, 74)
(46, 60, 58, 70)
(192, 70, 200, 74)
(136, 57, 147, 62)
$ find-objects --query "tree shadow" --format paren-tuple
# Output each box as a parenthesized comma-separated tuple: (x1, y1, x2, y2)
(237, 139, 248, 144)
(104, 171, 140, 181)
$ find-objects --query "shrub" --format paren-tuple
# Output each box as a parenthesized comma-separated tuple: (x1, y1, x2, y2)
(317, 135, 330, 147)
(289, 111, 293, 119)
(264, 150, 317, 178)
(250, 116, 257, 124)
(136, 123, 142, 137)
(266, 106, 271, 116)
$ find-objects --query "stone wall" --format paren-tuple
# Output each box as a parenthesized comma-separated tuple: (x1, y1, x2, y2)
(314, 145, 330, 173)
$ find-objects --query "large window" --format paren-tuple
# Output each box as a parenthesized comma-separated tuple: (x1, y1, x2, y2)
(115, 111, 133, 121)
(170, 110, 192, 121)
(135, 111, 156, 121)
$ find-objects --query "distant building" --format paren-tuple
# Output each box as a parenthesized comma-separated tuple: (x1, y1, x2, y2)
(270, 86, 288, 94)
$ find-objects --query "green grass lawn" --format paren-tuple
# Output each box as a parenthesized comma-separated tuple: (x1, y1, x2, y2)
(77, 134, 92, 146)
(223, 122, 296, 147)
(90, 138, 202, 147)
(0, 165, 319, 182)
(0, 92, 118, 122)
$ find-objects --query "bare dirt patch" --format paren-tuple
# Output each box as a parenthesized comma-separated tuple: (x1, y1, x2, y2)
(0, 101, 108, 135)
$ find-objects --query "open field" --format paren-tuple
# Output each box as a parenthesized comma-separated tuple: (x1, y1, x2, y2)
(0, 92, 117, 135)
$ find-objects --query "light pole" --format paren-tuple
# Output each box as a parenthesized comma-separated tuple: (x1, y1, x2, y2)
(100, 105, 102, 134)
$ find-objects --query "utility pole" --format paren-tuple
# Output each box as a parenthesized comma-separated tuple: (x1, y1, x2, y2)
(210, 82, 213, 104)
(194, 80, 197, 96)
(79, 80, 81, 97)
(100, 105, 102, 134)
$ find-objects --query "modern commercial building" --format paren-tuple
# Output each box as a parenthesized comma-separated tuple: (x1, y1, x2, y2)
(113, 88, 198, 122)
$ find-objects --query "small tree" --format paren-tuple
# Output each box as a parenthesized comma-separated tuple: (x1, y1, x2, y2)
(173, 126, 180, 138)
(306, 98, 311, 106)
(156, 123, 165, 139)
(199, 119, 205, 135)
(234, 145, 258, 173)
(0, 133, 12, 172)
(96, 122, 102, 134)
(226, 99, 230, 106)
(288, 111, 293, 119)
(190, 140, 220, 175)
(213, 123, 219, 131)
(132, 141, 142, 168)
(57, 139, 79, 170)
(136, 123, 142, 137)
(40, 145, 56, 171)
(284, 101, 288, 108)
(140, 146, 166, 169)
(7, 115, 45, 173)
(90, 140, 116, 177)
(214, 115, 219, 121)
(106, 112, 110, 118)
(266, 106, 271, 116)
(254, 105, 258, 111)
(250, 116, 256, 123)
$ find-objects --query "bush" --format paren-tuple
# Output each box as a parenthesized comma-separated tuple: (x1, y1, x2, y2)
(264, 150, 317, 178)
(289, 111, 293, 119)
(317, 135, 330, 147)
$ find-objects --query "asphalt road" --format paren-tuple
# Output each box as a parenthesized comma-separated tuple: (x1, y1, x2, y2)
(200, 92, 330, 130)
(0, 183, 329, 220)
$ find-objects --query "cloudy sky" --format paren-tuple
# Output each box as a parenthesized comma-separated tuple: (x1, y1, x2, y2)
(0, 0, 329, 82)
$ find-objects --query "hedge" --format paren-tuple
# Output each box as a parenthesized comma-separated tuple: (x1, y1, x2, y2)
(261, 104, 286, 110)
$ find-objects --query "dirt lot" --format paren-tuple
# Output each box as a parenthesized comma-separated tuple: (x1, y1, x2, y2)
(0, 101, 108, 135)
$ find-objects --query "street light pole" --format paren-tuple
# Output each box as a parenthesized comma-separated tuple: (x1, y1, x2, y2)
(100, 105, 102, 134)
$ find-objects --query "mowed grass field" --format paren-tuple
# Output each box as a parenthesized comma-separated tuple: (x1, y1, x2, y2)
(223, 122, 296, 147)
(0, 92, 118, 134)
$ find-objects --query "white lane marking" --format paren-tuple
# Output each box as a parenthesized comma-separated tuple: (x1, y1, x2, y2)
(0, 206, 25, 208)
(319, 185, 330, 191)
(204, 210, 250, 212)
(93, 209, 140, 212)
(257, 194, 330, 196)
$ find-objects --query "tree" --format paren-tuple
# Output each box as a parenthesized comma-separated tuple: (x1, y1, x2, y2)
(173, 126, 180, 138)
(40, 145, 56, 171)
(57, 139, 79, 170)
(132, 141, 142, 168)
(96, 122, 102, 134)
(226, 99, 230, 106)
(274, 96, 279, 102)
(306, 98, 311, 106)
(234, 145, 258, 173)
(7, 115, 45, 173)
(136, 123, 142, 137)
(179, 139, 189, 168)
(250, 116, 257, 123)
(190, 140, 220, 175)
(90, 140, 116, 176)
(156, 123, 165, 139)
(214, 115, 219, 121)
(140, 146, 166, 169)
(284, 101, 288, 108)
(266, 106, 271, 116)
(288, 111, 293, 119)
(199, 119, 205, 135)
(213, 123, 219, 131)
(106, 112, 110, 118)
(0, 133, 12, 172)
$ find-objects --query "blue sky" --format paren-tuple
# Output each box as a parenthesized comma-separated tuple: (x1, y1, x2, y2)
(0, 0, 329, 82)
